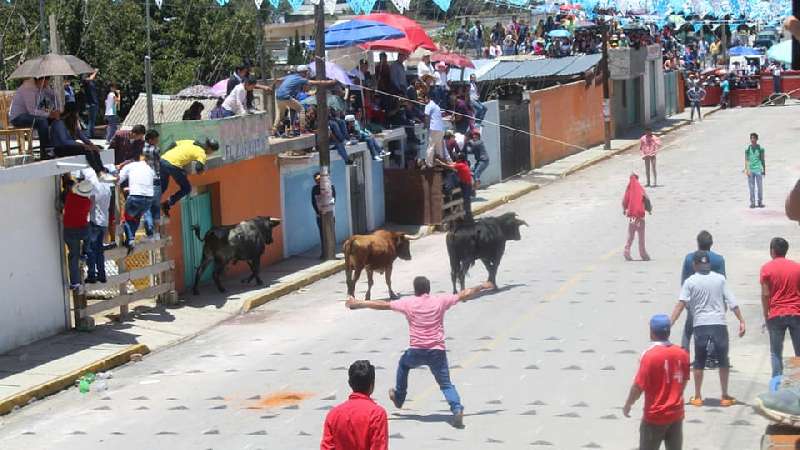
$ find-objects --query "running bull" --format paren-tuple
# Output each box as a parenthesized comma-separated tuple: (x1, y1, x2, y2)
(446, 212, 527, 293)
(343, 230, 419, 300)
(191, 216, 281, 295)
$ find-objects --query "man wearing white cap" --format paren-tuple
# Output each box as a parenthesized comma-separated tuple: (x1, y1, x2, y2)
(273, 65, 336, 136)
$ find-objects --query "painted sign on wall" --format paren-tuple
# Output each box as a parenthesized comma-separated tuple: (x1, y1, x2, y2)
(155, 113, 271, 168)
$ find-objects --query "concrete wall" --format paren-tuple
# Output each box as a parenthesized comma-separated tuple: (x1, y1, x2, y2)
(644, 45, 666, 125)
(164, 154, 283, 293)
(280, 156, 351, 257)
(0, 177, 67, 353)
(365, 159, 385, 231)
(478, 100, 502, 186)
(528, 80, 606, 168)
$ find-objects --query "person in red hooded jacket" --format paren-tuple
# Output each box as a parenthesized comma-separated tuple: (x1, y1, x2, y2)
(622, 173, 652, 261)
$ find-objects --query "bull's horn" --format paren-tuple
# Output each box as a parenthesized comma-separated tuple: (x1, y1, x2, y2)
(517, 219, 529, 227)
(405, 231, 424, 240)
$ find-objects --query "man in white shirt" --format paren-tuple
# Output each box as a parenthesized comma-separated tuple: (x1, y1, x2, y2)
(771, 62, 783, 94)
(222, 77, 257, 117)
(118, 158, 155, 252)
(423, 93, 447, 167)
(104, 83, 120, 143)
(86, 171, 112, 283)
(468, 74, 486, 124)
(417, 55, 434, 79)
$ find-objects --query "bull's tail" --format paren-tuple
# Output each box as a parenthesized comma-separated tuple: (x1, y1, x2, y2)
(191, 225, 205, 242)
(343, 238, 354, 295)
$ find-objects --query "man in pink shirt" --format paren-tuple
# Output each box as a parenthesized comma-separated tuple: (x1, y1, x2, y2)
(346, 276, 494, 428)
(640, 128, 661, 187)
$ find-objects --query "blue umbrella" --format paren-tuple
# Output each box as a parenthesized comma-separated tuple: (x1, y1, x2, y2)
(548, 29, 572, 38)
(767, 39, 791, 64)
(307, 19, 405, 50)
(729, 46, 762, 56)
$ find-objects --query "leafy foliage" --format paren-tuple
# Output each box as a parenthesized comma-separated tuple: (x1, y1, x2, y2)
(1, 0, 277, 114)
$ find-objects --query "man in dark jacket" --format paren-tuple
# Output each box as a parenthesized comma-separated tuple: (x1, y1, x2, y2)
(312, 172, 336, 259)
(466, 129, 489, 189)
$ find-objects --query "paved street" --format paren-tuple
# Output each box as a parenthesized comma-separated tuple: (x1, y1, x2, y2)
(1, 106, 795, 449)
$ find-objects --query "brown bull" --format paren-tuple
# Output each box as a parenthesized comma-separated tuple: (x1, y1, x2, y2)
(343, 230, 417, 300)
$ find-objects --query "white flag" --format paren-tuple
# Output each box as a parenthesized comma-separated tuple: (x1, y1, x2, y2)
(155, 0, 163, 8)
(254, 0, 263, 8)
(390, 0, 410, 13)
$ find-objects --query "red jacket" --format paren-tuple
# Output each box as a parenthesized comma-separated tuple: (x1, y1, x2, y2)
(321, 393, 388, 450)
(63, 192, 91, 229)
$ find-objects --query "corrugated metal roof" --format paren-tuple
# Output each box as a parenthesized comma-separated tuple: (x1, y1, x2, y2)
(478, 54, 602, 82)
(122, 94, 264, 128)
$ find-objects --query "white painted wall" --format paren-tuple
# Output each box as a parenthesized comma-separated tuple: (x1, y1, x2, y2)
(0, 176, 67, 353)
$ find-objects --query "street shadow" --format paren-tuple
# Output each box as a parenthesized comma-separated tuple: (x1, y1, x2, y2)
(390, 409, 506, 427)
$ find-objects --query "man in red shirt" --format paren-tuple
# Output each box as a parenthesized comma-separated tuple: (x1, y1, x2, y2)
(321, 360, 387, 450)
(623, 314, 690, 450)
(63, 178, 94, 291)
(761, 237, 800, 377)
(442, 153, 474, 221)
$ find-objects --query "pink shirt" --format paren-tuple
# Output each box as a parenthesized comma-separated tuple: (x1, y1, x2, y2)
(640, 135, 661, 158)
(390, 294, 460, 350)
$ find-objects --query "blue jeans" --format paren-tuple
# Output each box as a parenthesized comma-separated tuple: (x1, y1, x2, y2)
(768, 316, 800, 376)
(774, 75, 782, 94)
(10, 113, 51, 150)
(86, 223, 107, 281)
(85, 104, 98, 138)
(331, 141, 349, 162)
(104, 115, 119, 142)
(330, 119, 348, 142)
(473, 160, 489, 182)
(123, 195, 153, 245)
(748, 171, 764, 205)
(143, 184, 162, 236)
(365, 137, 382, 158)
(64, 227, 88, 287)
(471, 100, 487, 123)
(394, 349, 463, 414)
(160, 160, 191, 206)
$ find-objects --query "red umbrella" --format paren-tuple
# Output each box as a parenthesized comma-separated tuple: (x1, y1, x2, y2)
(559, 3, 582, 10)
(430, 51, 475, 69)
(356, 13, 437, 54)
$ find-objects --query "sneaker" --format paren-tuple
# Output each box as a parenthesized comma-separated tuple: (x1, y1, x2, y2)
(750, 203, 756, 209)
(756, 389, 800, 424)
(84, 277, 97, 284)
(758, 203, 766, 208)
(98, 277, 107, 284)
(641, 254, 651, 261)
(373, 155, 383, 161)
(125, 241, 135, 255)
(452, 408, 464, 428)
(689, 396, 703, 407)
(624, 253, 633, 261)
(720, 396, 736, 407)
(161, 201, 171, 218)
(388, 389, 403, 409)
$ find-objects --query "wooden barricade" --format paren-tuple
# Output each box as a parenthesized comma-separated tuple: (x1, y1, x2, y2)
(384, 168, 465, 226)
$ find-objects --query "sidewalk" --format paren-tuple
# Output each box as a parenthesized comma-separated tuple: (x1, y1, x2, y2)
(0, 106, 715, 415)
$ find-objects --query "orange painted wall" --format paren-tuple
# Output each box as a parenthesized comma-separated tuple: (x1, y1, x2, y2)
(163, 154, 283, 293)
(528, 80, 607, 168)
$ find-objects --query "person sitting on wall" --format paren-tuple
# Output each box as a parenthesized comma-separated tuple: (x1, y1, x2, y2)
(344, 114, 386, 162)
(182, 101, 205, 121)
(159, 138, 219, 217)
(221, 77, 258, 118)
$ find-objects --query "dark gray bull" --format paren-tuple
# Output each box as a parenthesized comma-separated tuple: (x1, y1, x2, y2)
(446, 212, 527, 293)
(191, 216, 281, 295)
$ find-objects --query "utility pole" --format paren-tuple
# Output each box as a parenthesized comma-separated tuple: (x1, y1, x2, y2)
(38, 0, 48, 54)
(49, 15, 64, 109)
(255, 7, 268, 80)
(794, 0, 800, 70)
(601, 23, 611, 150)
(144, 0, 155, 128)
(314, 1, 335, 260)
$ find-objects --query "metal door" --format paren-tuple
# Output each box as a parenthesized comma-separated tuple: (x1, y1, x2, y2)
(181, 192, 213, 288)
(649, 61, 658, 119)
(349, 154, 368, 235)
(499, 101, 531, 178)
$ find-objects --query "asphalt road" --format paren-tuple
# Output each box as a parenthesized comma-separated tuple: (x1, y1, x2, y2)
(2, 106, 797, 450)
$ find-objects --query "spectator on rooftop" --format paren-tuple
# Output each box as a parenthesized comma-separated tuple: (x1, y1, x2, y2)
(9, 77, 58, 152)
(182, 101, 204, 121)
(417, 54, 434, 79)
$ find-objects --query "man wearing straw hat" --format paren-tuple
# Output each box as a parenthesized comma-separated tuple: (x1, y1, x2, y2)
(63, 178, 94, 291)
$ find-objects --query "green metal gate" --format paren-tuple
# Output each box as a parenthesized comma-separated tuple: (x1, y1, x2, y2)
(649, 61, 658, 119)
(664, 72, 678, 116)
(181, 192, 213, 288)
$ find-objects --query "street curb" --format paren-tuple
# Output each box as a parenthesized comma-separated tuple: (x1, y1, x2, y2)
(0, 343, 149, 416)
(473, 184, 540, 216)
(561, 107, 720, 178)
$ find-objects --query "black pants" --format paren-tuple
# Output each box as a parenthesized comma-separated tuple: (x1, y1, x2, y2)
(461, 182, 473, 221)
(54, 144, 105, 174)
(640, 420, 682, 450)
(316, 215, 335, 256)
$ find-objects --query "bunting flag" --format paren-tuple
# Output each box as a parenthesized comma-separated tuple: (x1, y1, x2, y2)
(389, 0, 410, 13)
(286, 0, 304, 11)
(155, 0, 163, 8)
(360, 0, 378, 13)
(431, 0, 450, 11)
(324, 0, 336, 13)
(507, 0, 529, 6)
(269, 0, 280, 7)
(345, 0, 362, 13)
(215, 0, 230, 4)
(254, 0, 263, 9)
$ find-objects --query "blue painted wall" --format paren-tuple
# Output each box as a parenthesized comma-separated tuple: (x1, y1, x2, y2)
(367, 159, 385, 230)
(282, 158, 351, 257)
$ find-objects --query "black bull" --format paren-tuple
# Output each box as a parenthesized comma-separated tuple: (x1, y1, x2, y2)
(445, 212, 528, 293)
(191, 216, 281, 295)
